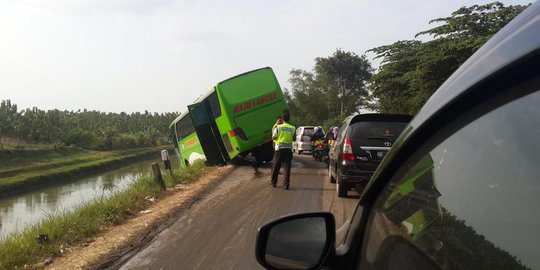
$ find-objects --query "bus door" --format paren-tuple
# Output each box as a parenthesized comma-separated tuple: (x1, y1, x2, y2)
(188, 102, 227, 165)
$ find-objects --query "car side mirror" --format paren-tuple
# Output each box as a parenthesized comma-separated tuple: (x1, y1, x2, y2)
(256, 212, 335, 270)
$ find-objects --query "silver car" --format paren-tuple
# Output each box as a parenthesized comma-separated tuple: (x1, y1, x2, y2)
(293, 126, 315, 154)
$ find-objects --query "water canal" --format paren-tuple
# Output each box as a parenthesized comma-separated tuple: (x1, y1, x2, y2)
(0, 157, 178, 238)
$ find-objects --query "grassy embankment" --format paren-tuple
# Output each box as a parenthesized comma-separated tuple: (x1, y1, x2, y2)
(0, 146, 160, 198)
(0, 160, 207, 269)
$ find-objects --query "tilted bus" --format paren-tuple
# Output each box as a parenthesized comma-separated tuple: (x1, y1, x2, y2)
(169, 67, 289, 167)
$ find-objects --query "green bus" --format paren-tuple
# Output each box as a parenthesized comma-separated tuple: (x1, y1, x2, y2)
(169, 67, 289, 167)
(169, 111, 206, 167)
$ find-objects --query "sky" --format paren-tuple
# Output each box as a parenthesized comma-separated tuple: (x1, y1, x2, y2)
(0, 0, 532, 113)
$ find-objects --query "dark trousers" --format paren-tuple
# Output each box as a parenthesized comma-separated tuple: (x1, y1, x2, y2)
(271, 148, 293, 187)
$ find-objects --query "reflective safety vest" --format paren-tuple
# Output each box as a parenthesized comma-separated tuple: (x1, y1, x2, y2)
(274, 122, 295, 150)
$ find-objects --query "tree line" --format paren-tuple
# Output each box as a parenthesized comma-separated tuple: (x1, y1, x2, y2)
(285, 2, 529, 128)
(0, 99, 177, 150)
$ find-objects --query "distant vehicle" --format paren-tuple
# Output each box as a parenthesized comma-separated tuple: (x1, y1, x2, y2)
(328, 113, 412, 197)
(293, 126, 315, 154)
(169, 67, 289, 167)
(255, 3, 540, 269)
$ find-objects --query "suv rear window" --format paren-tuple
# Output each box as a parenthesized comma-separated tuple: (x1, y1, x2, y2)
(348, 121, 408, 146)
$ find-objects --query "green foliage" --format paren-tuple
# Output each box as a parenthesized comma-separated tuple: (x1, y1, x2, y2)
(0, 100, 178, 150)
(315, 50, 373, 116)
(64, 129, 97, 149)
(0, 100, 18, 148)
(322, 114, 347, 132)
(286, 69, 329, 125)
(163, 160, 207, 187)
(286, 49, 373, 126)
(115, 133, 139, 149)
(369, 2, 529, 114)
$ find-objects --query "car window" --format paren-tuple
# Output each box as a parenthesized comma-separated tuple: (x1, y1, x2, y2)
(303, 128, 314, 136)
(336, 122, 348, 144)
(358, 90, 540, 270)
(347, 121, 408, 146)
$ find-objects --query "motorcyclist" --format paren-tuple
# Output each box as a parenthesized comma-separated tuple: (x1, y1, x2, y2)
(324, 127, 335, 143)
(310, 126, 325, 159)
(310, 126, 324, 143)
(309, 126, 324, 153)
(324, 126, 339, 143)
(323, 126, 339, 159)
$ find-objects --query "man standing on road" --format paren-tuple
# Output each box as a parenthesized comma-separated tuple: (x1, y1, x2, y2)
(271, 114, 295, 189)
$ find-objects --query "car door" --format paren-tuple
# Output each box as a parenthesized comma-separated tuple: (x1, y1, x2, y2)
(353, 68, 540, 270)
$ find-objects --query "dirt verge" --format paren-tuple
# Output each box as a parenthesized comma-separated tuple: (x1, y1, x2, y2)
(45, 165, 235, 270)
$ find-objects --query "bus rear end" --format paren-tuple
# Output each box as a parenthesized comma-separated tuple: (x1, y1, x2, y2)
(217, 67, 288, 161)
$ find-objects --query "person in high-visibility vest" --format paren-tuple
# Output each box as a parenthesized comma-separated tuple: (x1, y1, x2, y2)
(272, 116, 283, 145)
(271, 114, 296, 189)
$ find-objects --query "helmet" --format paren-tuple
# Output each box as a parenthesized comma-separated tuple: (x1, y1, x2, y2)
(332, 126, 339, 133)
(315, 126, 322, 133)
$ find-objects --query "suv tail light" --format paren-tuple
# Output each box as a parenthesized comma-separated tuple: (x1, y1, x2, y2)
(342, 136, 355, 161)
(300, 136, 303, 142)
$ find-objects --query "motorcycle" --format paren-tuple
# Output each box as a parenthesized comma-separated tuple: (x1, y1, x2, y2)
(312, 139, 325, 161)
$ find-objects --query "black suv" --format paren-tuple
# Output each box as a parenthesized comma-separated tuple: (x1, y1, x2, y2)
(255, 3, 540, 269)
(328, 114, 412, 197)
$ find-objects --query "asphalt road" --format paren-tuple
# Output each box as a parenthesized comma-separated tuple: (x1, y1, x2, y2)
(118, 154, 359, 270)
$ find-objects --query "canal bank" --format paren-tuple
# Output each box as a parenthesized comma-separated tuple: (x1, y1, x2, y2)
(0, 147, 162, 199)
(0, 158, 166, 238)
(0, 159, 211, 269)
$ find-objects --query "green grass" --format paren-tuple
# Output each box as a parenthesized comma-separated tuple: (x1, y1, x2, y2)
(0, 147, 85, 170)
(0, 161, 207, 269)
(0, 148, 159, 198)
(0, 147, 153, 172)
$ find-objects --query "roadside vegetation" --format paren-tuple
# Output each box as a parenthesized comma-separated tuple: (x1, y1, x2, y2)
(0, 102, 177, 150)
(285, 2, 529, 128)
(0, 161, 207, 269)
(0, 146, 159, 198)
